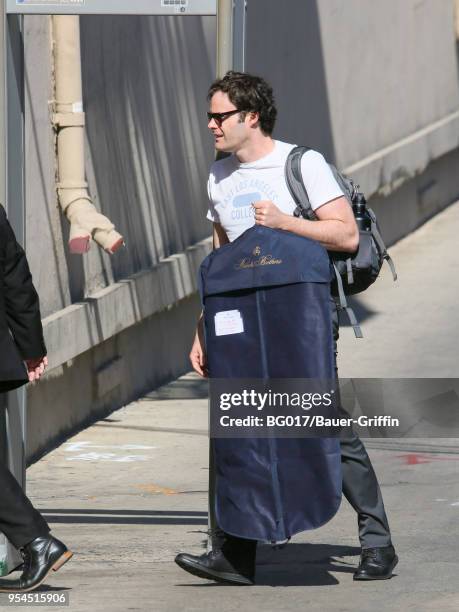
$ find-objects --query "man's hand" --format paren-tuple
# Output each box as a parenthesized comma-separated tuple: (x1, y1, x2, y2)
(25, 356, 48, 382)
(276, 196, 359, 253)
(189, 320, 208, 378)
(252, 200, 287, 229)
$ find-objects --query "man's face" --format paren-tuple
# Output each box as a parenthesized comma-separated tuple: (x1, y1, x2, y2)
(207, 91, 250, 153)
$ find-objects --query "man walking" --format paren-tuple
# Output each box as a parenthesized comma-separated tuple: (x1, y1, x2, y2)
(0, 204, 72, 592)
(175, 71, 397, 584)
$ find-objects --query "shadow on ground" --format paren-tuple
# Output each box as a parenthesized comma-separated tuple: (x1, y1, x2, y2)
(339, 296, 377, 328)
(39, 508, 208, 526)
(142, 377, 210, 401)
(176, 543, 361, 588)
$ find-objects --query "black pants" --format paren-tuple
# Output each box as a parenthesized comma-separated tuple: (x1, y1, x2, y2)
(0, 464, 50, 549)
(332, 299, 391, 549)
(216, 300, 392, 559)
(0, 395, 50, 549)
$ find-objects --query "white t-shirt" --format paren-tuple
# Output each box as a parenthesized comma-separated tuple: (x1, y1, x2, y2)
(207, 140, 343, 242)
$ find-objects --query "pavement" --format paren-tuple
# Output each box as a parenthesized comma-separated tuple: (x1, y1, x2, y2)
(338, 199, 459, 378)
(1, 201, 459, 611)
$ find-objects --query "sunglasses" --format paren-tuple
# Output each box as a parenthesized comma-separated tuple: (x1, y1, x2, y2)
(207, 109, 243, 126)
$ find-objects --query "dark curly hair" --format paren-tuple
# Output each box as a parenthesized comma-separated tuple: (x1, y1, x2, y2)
(207, 71, 277, 136)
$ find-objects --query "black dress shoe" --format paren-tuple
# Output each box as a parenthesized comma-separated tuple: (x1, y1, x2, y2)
(0, 535, 73, 592)
(353, 545, 398, 581)
(175, 550, 254, 585)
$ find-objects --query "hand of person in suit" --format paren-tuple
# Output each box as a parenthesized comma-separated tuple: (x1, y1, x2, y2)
(25, 356, 48, 382)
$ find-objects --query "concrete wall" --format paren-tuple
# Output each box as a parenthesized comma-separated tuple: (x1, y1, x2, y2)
(23, 15, 216, 457)
(246, 0, 459, 201)
(19, 3, 459, 458)
(24, 15, 216, 313)
(245, 0, 336, 161)
(367, 146, 459, 247)
(79, 15, 216, 285)
(317, 0, 459, 168)
(27, 293, 202, 462)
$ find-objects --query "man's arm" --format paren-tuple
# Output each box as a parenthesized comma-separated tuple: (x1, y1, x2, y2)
(212, 222, 230, 249)
(1, 207, 48, 381)
(190, 223, 229, 378)
(253, 196, 359, 253)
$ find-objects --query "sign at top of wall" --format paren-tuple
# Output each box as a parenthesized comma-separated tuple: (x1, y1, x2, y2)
(10, 0, 207, 13)
(16, 0, 188, 6)
(16, 0, 189, 5)
(16, 0, 85, 5)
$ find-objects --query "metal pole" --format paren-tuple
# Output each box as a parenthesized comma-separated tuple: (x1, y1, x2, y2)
(0, 3, 26, 575)
(207, 0, 246, 553)
(0, 0, 9, 577)
(207, 0, 235, 552)
(5, 9, 26, 486)
(216, 0, 232, 78)
(216, 0, 246, 75)
(232, 0, 246, 72)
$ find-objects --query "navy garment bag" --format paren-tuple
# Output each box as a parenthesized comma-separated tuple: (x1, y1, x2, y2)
(200, 225, 342, 542)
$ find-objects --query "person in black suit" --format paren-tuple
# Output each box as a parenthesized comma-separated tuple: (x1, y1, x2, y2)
(0, 204, 72, 592)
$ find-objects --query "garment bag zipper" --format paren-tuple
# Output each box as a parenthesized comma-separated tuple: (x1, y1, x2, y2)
(255, 288, 286, 541)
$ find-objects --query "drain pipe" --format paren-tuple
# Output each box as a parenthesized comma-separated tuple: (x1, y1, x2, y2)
(51, 15, 123, 254)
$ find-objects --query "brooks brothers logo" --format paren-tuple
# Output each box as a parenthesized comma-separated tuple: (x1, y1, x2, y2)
(235, 245, 283, 270)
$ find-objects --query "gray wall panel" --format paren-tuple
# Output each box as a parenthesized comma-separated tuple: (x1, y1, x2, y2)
(24, 14, 216, 312)
(317, 0, 459, 167)
(245, 0, 336, 160)
(245, 0, 459, 170)
(80, 15, 216, 283)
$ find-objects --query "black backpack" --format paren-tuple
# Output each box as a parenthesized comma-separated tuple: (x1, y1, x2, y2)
(285, 146, 397, 338)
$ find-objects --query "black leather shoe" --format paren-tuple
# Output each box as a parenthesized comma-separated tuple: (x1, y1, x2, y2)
(353, 545, 398, 581)
(0, 535, 73, 592)
(175, 550, 254, 585)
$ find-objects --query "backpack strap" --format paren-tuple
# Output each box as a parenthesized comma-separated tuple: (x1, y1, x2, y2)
(284, 146, 317, 221)
(367, 207, 398, 281)
(286, 146, 362, 338)
(346, 256, 354, 285)
(332, 262, 363, 339)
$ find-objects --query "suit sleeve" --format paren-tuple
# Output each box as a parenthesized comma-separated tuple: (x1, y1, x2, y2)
(1, 207, 47, 360)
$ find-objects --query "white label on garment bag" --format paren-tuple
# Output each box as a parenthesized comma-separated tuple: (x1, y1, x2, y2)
(214, 310, 244, 336)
